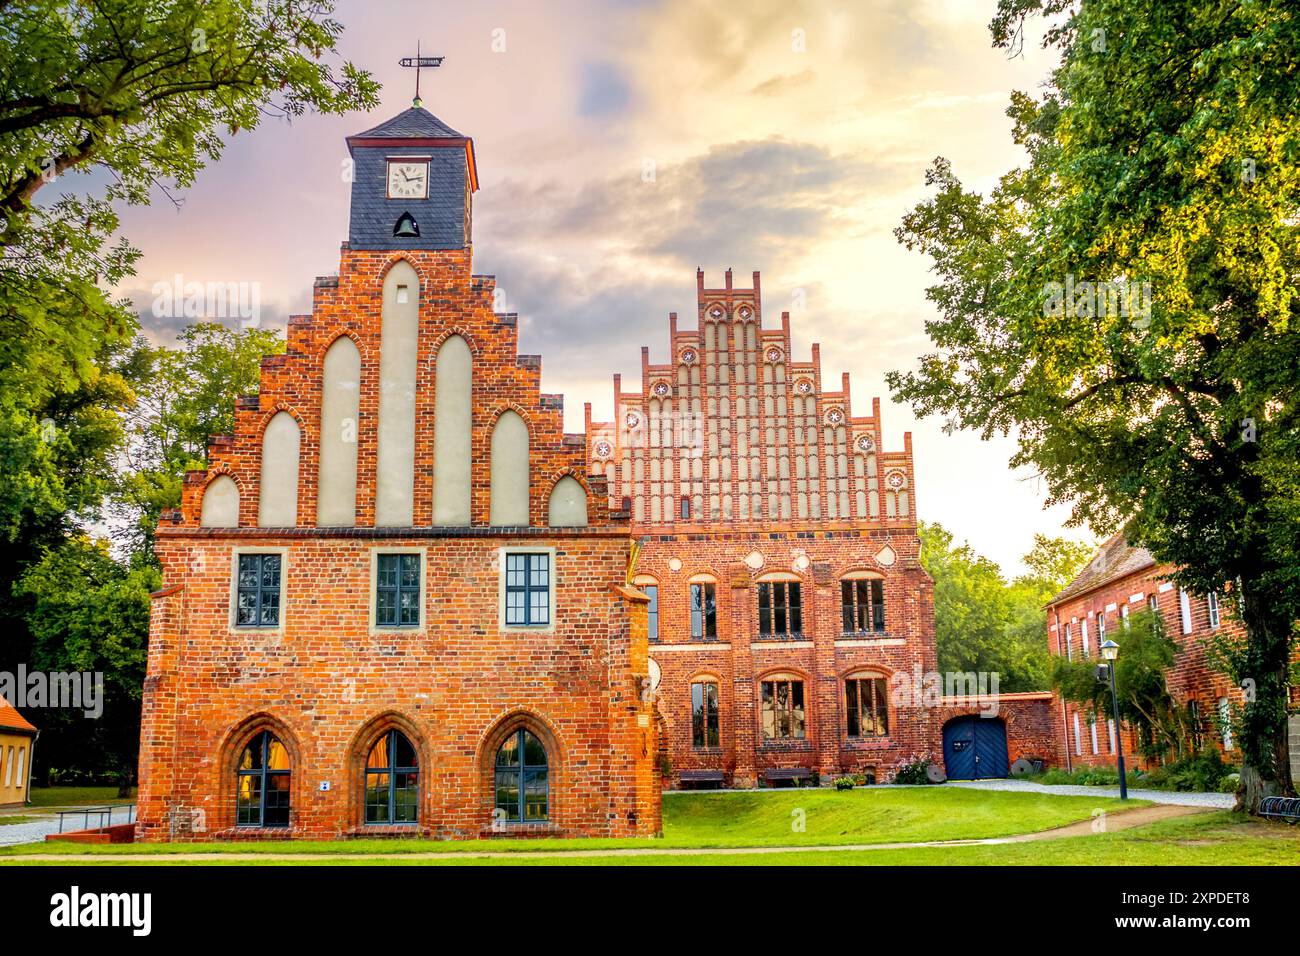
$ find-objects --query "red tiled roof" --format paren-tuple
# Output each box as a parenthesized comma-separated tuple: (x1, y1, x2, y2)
(1049, 532, 1156, 606)
(0, 696, 37, 734)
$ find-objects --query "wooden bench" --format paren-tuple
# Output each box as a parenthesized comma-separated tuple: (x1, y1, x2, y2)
(763, 767, 812, 784)
(679, 769, 726, 784)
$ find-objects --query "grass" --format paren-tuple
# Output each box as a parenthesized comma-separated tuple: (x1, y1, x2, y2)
(1, 788, 1291, 865)
(0, 816, 36, 827)
(25, 786, 135, 808)
(4, 811, 1294, 866)
(1, 786, 1137, 856)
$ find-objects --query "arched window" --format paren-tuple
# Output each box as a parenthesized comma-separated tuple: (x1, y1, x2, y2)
(494, 729, 548, 823)
(845, 673, 889, 738)
(236, 731, 290, 828)
(691, 679, 720, 749)
(365, 729, 419, 825)
(841, 572, 886, 634)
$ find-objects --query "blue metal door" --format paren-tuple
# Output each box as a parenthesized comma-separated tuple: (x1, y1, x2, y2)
(943, 717, 1009, 780)
(973, 719, 1010, 778)
(943, 718, 976, 780)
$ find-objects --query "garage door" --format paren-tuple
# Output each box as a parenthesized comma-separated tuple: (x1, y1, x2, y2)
(942, 716, 1010, 780)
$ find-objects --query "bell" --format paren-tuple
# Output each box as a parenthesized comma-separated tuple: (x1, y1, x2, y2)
(393, 212, 420, 238)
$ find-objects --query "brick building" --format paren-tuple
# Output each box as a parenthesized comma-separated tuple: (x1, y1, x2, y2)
(135, 105, 660, 841)
(1045, 533, 1249, 770)
(587, 270, 952, 788)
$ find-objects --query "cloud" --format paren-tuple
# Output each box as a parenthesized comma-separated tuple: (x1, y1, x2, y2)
(478, 137, 912, 272)
(749, 70, 816, 97)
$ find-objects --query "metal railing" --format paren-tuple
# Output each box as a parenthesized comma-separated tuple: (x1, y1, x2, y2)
(55, 803, 137, 834)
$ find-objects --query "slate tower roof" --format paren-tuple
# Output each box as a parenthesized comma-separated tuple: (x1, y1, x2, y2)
(348, 105, 466, 141)
(345, 104, 478, 252)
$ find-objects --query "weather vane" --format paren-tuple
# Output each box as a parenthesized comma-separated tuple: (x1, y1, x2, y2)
(399, 41, 443, 108)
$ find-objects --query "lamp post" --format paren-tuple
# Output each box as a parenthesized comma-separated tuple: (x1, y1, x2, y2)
(1100, 639, 1127, 800)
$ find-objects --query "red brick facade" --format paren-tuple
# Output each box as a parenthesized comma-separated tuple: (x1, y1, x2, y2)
(135, 108, 660, 841)
(585, 270, 958, 786)
(1045, 534, 1245, 770)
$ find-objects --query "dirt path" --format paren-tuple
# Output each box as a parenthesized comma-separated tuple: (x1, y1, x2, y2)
(0, 804, 1211, 863)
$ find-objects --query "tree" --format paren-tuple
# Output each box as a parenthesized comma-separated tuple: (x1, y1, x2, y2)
(14, 536, 158, 794)
(919, 523, 1091, 692)
(1051, 609, 1190, 761)
(117, 322, 282, 554)
(0, 0, 375, 781)
(0, 2, 375, 548)
(888, 0, 1300, 810)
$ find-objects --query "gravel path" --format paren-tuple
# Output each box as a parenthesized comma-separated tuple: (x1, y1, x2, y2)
(0, 816, 64, 847)
(943, 778, 1236, 808)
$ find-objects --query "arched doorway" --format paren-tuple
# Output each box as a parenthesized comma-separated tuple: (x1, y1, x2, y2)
(942, 716, 1009, 780)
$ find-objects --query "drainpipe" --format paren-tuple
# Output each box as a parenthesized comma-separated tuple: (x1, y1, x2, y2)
(23, 730, 39, 807)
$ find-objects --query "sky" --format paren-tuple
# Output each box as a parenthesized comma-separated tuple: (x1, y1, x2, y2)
(105, 0, 1095, 576)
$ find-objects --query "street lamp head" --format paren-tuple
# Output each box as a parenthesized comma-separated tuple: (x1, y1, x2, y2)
(1100, 639, 1119, 661)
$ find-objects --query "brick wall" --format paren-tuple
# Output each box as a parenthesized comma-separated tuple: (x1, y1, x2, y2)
(1046, 549, 1243, 770)
(138, 531, 655, 840)
(587, 270, 950, 786)
(138, 233, 658, 840)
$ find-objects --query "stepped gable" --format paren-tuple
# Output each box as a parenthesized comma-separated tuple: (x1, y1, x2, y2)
(175, 250, 612, 531)
(586, 267, 916, 530)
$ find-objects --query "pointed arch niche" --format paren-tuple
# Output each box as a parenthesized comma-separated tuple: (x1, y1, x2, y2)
(490, 411, 530, 526)
(317, 336, 361, 526)
(258, 412, 301, 526)
(376, 260, 419, 526)
(433, 334, 472, 525)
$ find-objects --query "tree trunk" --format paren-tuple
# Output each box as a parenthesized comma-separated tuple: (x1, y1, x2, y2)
(1232, 584, 1295, 813)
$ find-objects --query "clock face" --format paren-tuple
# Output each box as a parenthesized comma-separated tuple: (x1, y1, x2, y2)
(387, 160, 428, 199)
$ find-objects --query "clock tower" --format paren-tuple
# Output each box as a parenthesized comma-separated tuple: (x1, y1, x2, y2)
(345, 105, 478, 251)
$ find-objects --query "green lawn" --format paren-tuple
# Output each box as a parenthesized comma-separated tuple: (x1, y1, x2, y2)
(0, 816, 36, 827)
(2, 788, 1292, 865)
(25, 786, 136, 808)
(3, 786, 1136, 856)
(5, 811, 1293, 866)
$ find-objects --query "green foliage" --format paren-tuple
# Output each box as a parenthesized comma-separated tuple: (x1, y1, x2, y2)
(1139, 750, 1232, 793)
(920, 521, 1091, 691)
(1051, 609, 1191, 759)
(13, 536, 159, 793)
(1038, 766, 1125, 787)
(118, 322, 282, 553)
(892, 758, 936, 785)
(834, 776, 855, 791)
(889, 0, 1300, 806)
(0, 0, 375, 785)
